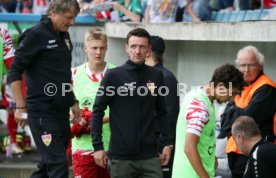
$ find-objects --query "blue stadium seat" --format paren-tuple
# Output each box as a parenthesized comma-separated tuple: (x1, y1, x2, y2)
(236, 11, 247, 21)
(211, 11, 218, 21)
(214, 11, 225, 22)
(259, 8, 271, 19)
(221, 12, 232, 22)
(211, 9, 271, 22)
(243, 10, 262, 21)
(229, 11, 238, 22)
(229, 11, 246, 22)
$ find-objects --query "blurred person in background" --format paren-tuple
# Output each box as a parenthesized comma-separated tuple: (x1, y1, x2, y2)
(178, 0, 212, 22)
(144, 0, 179, 23)
(79, 0, 142, 22)
(2, 76, 25, 155)
(0, 0, 17, 12)
(32, 0, 50, 14)
(112, 0, 142, 21)
(0, 27, 14, 97)
(0, 27, 15, 131)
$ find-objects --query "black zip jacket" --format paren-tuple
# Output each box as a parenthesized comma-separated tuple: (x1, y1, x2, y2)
(8, 16, 75, 117)
(244, 139, 276, 178)
(154, 63, 179, 140)
(91, 60, 173, 160)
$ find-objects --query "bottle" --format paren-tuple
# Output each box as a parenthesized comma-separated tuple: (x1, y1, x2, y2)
(6, 136, 12, 158)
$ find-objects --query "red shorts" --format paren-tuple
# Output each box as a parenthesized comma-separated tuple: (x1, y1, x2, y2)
(72, 151, 110, 178)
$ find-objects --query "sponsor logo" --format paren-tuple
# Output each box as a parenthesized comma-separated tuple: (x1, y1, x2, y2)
(48, 40, 55, 44)
(47, 44, 58, 49)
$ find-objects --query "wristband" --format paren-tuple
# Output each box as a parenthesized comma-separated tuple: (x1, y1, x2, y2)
(16, 106, 27, 109)
(21, 113, 28, 119)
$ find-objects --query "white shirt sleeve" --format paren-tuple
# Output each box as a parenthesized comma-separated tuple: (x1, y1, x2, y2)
(186, 98, 210, 136)
(0, 28, 15, 61)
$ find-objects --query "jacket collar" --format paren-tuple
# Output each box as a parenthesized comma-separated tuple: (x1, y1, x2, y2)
(249, 139, 267, 156)
(122, 60, 146, 71)
(40, 15, 63, 36)
(154, 63, 163, 68)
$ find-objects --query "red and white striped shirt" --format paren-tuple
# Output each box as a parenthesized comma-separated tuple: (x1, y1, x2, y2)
(186, 98, 210, 136)
(0, 28, 14, 69)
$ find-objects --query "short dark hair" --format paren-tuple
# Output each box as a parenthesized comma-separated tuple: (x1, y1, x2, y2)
(126, 28, 151, 45)
(150, 36, 165, 64)
(210, 64, 245, 91)
(152, 52, 164, 64)
(232, 116, 261, 139)
(150, 36, 165, 55)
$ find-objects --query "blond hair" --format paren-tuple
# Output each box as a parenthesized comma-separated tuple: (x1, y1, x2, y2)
(85, 28, 107, 44)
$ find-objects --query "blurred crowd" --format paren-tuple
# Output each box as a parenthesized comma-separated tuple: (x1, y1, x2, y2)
(0, 0, 49, 14)
(0, 0, 269, 22)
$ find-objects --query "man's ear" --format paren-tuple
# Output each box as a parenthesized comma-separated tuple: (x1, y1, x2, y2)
(84, 44, 87, 52)
(125, 44, 128, 53)
(236, 133, 244, 144)
(146, 49, 152, 58)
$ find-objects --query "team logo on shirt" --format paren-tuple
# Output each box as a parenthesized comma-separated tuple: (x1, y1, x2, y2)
(65, 39, 71, 50)
(146, 81, 156, 93)
(81, 97, 93, 108)
(124, 82, 136, 91)
(41, 133, 52, 147)
(208, 144, 216, 155)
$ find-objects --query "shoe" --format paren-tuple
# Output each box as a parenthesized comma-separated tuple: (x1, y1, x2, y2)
(11, 143, 24, 154)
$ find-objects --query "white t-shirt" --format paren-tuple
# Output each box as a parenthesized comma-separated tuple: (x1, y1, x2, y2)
(214, 100, 230, 171)
(147, 0, 178, 23)
(32, 0, 50, 14)
(178, 0, 186, 7)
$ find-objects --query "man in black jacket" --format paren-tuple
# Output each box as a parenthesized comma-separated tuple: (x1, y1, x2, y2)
(232, 116, 276, 178)
(145, 35, 179, 178)
(91, 28, 173, 178)
(8, 0, 81, 177)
